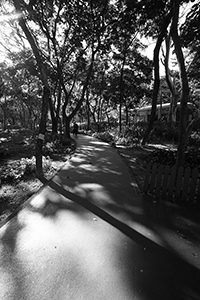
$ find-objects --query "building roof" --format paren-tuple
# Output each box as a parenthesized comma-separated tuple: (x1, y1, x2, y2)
(136, 102, 195, 112)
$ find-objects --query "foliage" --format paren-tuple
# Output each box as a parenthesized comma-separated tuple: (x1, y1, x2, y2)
(0, 51, 42, 130)
(146, 148, 176, 166)
(111, 120, 180, 145)
(0, 156, 52, 183)
(188, 132, 200, 148)
(43, 135, 76, 158)
(115, 122, 147, 145)
(149, 121, 179, 142)
(180, 1, 200, 49)
(0, 128, 76, 187)
(92, 131, 114, 144)
(146, 147, 200, 171)
(133, 0, 173, 38)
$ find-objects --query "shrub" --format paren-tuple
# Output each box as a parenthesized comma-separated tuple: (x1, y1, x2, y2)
(114, 122, 147, 145)
(43, 135, 75, 156)
(145, 148, 200, 171)
(185, 149, 200, 170)
(94, 132, 114, 143)
(149, 121, 179, 143)
(0, 156, 53, 184)
(146, 149, 177, 166)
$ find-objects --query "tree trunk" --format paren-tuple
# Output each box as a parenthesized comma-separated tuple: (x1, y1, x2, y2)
(164, 34, 178, 127)
(63, 116, 71, 139)
(13, 0, 51, 179)
(106, 111, 111, 128)
(119, 52, 126, 133)
(48, 96, 57, 135)
(55, 82, 62, 134)
(125, 102, 129, 126)
(142, 9, 173, 145)
(86, 88, 91, 131)
(170, 0, 189, 167)
(0, 102, 7, 131)
(35, 86, 50, 179)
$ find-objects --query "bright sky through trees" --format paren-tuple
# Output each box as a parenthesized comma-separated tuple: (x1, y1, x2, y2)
(0, 12, 22, 62)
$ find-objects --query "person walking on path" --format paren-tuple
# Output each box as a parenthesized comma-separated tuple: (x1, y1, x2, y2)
(73, 122, 78, 137)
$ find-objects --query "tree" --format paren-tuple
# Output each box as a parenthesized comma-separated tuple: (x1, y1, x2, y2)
(170, 0, 190, 166)
(9, 0, 51, 178)
(139, 0, 199, 166)
(141, 4, 173, 145)
(161, 34, 179, 125)
(180, 0, 200, 144)
(0, 51, 41, 129)
(0, 76, 4, 99)
(109, 1, 144, 131)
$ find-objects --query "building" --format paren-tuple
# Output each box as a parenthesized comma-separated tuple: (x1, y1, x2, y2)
(134, 102, 196, 123)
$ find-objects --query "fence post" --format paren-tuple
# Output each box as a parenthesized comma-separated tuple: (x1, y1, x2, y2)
(168, 165, 177, 200)
(161, 165, 170, 199)
(175, 166, 184, 200)
(189, 168, 198, 202)
(143, 163, 152, 193)
(181, 167, 191, 201)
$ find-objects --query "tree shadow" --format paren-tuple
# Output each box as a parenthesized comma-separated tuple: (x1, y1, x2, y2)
(0, 215, 28, 299)
(55, 136, 200, 254)
(42, 179, 200, 299)
(1, 175, 200, 299)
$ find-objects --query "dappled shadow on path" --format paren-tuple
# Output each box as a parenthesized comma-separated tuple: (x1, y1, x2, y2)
(57, 136, 200, 255)
(1, 178, 200, 299)
(0, 215, 28, 300)
(32, 178, 200, 300)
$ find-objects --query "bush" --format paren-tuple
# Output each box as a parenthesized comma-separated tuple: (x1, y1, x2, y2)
(43, 135, 75, 157)
(145, 148, 200, 171)
(150, 121, 179, 143)
(114, 122, 147, 146)
(146, 149, 177, 166)
(185, 149, 200, 170)
(188, 132, 200, 148)
(0, 156, 53, 183)
(93, 131, 114, 143)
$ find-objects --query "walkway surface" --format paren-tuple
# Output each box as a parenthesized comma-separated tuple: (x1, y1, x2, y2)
(0, 135, 200, 300)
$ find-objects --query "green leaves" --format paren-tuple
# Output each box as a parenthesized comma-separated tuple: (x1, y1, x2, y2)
(180, 2, 200, 47)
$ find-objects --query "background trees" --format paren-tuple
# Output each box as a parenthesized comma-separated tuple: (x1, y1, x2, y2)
(0, 0, 200, 174)
(138, 0, 200, 167)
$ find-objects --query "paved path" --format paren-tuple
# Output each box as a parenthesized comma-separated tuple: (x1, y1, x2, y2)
(0, 135, 200, 300)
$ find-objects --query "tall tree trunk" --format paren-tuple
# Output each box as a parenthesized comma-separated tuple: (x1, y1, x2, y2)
(13, 0, 51, 178)
(164, 34, 178, 126)
(35, 86, 50, 179)
(142, 9, 173, 145)
(125, 102, 129, 126)
(170, 0, 189, 167)
(55, 82, 62, 134)
(86, 88, 91, 130)
(63, 115, 71, 140)
(0, 102, 7, 131)
(48, 96, 57, 135)
(119, 52, 126, 133)
(106, 111, 111, 128)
